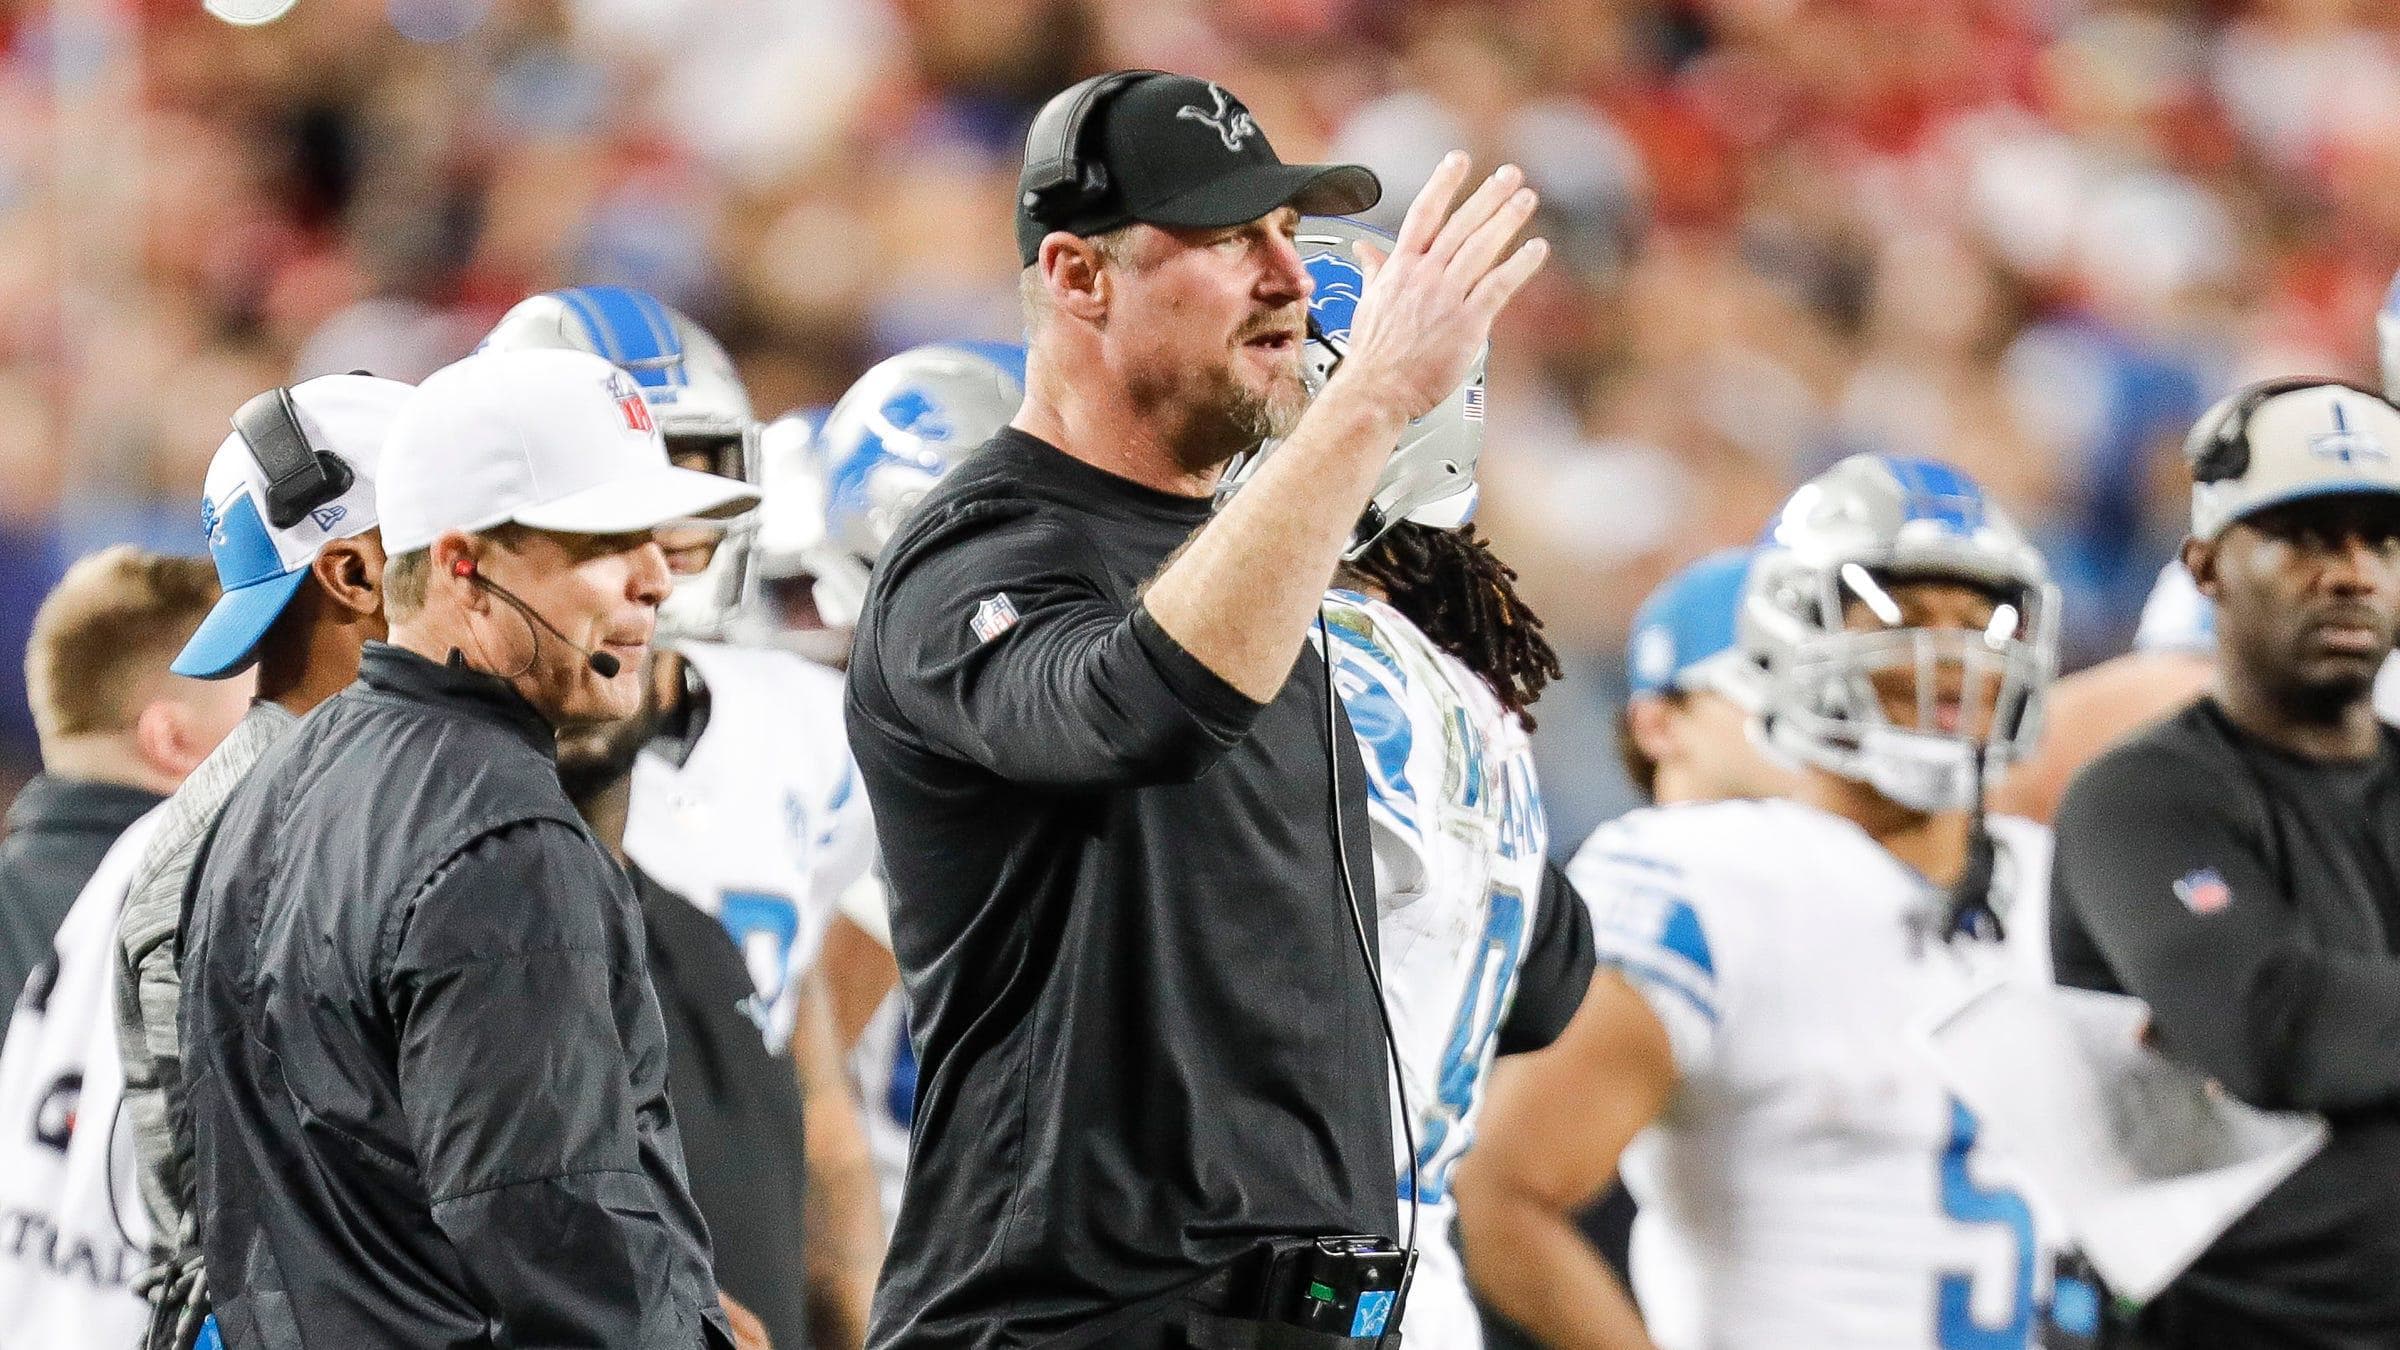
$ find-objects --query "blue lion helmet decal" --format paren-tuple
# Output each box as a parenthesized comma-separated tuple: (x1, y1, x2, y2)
(1305, 249, 1368, 350)
(874, 389, 954, 460)
(1216, 217, 1483, 560)
(818, 341, 1027, 562)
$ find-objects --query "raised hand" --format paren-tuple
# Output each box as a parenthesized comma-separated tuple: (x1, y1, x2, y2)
(1332, 153, 1548, 422)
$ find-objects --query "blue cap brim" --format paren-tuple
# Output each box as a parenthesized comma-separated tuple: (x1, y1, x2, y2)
(171, 568, 310, 678)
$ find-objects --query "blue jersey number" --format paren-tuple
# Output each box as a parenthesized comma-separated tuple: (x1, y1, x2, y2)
(884, 1012, 919, 1128)
(718, 890, 801, 1029)
(1935, 1097, 2037, 1349)
(1403, 886, 1527, 1205)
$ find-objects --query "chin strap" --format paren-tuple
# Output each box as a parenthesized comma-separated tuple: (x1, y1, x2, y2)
(1939, 741, 2006, 944)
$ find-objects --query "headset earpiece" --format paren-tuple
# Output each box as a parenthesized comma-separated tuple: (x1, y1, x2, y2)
(452, 558, 476, 579)
(1019, 70, 1158, 230)
(233, 386, 355, 528)
(2188, 376, 2381, 484)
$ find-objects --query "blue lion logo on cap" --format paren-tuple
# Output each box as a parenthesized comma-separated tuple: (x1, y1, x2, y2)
(1306, 251, 1366, 348)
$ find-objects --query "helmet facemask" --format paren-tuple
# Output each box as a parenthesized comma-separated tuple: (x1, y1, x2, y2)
(1754, 559, 2055, 814)
(655, 426, 761, 644)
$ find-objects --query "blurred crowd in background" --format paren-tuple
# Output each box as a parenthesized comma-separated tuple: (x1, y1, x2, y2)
(2, 0, 2395, 847)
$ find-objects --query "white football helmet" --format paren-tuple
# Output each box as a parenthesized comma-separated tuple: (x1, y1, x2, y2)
(1741, 454, 2059, 813)
(742, 408, 856, 665)
(1217, 215, 1488, 557)
(479, 286, 761, 642)
(751, 407, 831, 583)
(742, 342, 1025, 664)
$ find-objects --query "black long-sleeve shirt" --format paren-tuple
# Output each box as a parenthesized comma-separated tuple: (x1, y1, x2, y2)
(180, 643, 729, 1349)
(2052, 698, 2400, 1348)
(0, 775, 159, 1019)
(635, 863, 814, 1350)
(846, 430, 1391, 1349)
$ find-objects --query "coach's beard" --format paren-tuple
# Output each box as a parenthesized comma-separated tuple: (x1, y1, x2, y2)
(1231, 364, 1308, 443)
(1140, 347, 1309, 477)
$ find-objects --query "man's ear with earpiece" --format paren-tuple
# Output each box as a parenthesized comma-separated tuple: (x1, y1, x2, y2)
(429, 532, 488, 613)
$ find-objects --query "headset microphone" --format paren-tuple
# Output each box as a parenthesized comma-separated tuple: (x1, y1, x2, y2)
(451, 558, 624, 678)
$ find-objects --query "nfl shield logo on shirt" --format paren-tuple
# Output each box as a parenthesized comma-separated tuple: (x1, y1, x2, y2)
(2173, 867, 2232, 916)
(970, 593, 1020, 644)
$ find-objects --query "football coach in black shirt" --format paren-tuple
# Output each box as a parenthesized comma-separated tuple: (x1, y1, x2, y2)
(846, 71, 1546, 1348)
(2052, 379, 2400, 1349)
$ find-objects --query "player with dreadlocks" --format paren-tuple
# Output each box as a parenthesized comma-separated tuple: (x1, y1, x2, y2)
(1341, 520, 1562, 729)
(1219, 215, 1596, 1349)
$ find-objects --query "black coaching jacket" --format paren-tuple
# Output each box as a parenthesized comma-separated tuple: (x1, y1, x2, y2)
(178, 642, 731, 1349)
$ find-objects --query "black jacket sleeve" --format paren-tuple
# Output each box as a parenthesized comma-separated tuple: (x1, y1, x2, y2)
(386, 821, 710, 1347)
(1498, 860, 1597, 1057)
(863, 505, 1265, 788)
(2052, 743, 2400, 1113)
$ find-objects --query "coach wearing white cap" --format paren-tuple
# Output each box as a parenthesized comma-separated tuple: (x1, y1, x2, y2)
(181, 346, 758, 1350)
(2053, 379, 2400, 1347)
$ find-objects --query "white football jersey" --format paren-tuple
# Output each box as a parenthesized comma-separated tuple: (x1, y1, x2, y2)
(1320, 590, 1559, 1350)
(0, 810, 160, 1349)
(2135, 560, 2400, 719)
(834, 870, 914, 1238)
(2132, 560, 2215, 656)
(626, 640, 876, 1053)
(849, 980, 913, 1237)
(1572, 799, 2060, 1350)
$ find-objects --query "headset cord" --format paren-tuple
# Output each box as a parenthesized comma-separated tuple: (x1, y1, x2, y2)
(1319, 609, 1419, 1348)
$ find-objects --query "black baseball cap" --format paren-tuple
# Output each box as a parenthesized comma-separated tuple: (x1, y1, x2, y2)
(1015, 71, 1382, 266)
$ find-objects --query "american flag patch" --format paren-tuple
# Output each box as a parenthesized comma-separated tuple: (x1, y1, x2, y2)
(2173, 867, 2232, 916)
(970, 593, 1019, 644)
(1462, 385, 1485, 422)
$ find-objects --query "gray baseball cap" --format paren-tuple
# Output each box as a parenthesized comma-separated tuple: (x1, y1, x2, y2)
(2187, 379, 2400, 539)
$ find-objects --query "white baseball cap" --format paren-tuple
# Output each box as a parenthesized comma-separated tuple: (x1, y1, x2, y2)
(2190, 380, 2400, 540)
(173, 373, 413, 679)
(378, 347, 760, 557)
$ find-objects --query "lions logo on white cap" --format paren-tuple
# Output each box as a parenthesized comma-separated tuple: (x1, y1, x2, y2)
(2310, 396, 2390, 467)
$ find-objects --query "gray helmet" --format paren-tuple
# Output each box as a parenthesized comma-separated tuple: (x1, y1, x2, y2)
(733, 408, 855, 665)
(479, 286, 761, 642)
(754, 341, 1028, 643)
(1741, 453, 2059, 813)
(1217, 215, 1487, 556)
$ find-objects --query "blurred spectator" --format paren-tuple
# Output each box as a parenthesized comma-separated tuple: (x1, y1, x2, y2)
(0, 547, 239, 1019)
